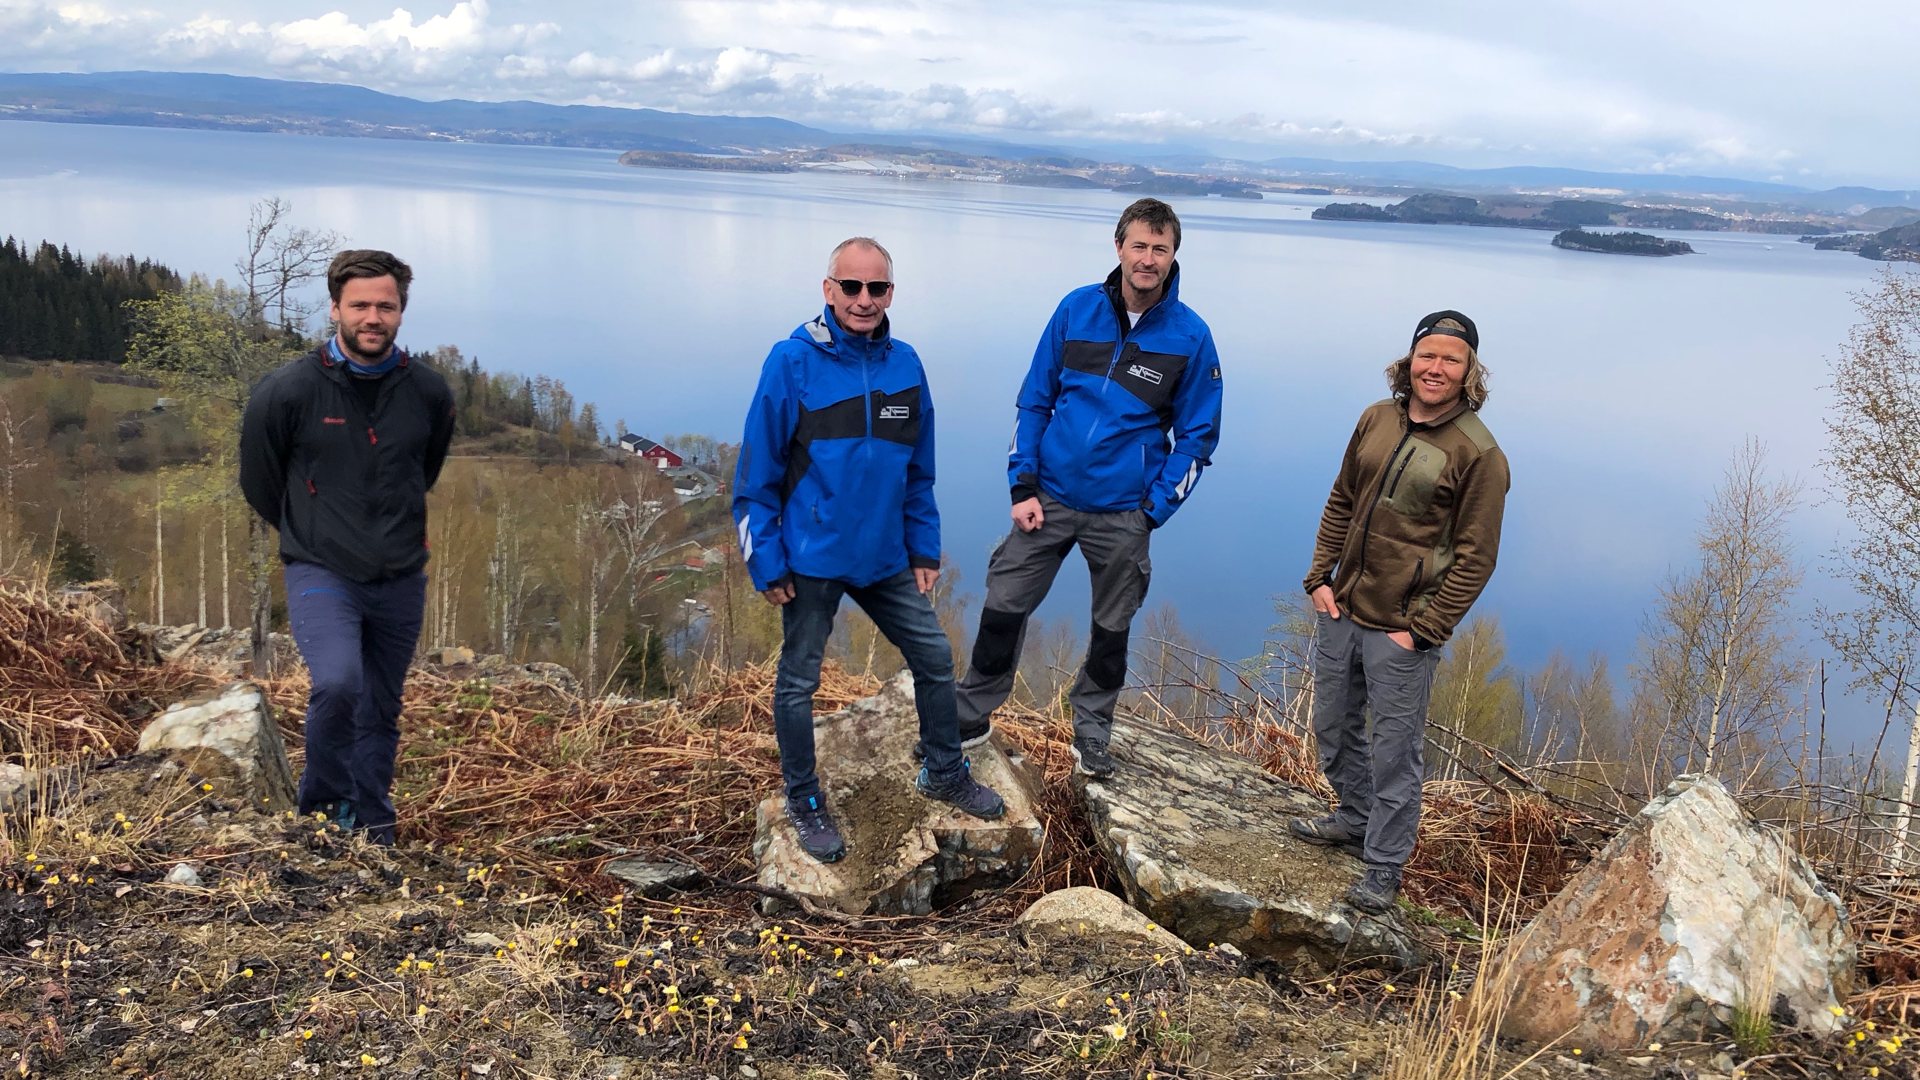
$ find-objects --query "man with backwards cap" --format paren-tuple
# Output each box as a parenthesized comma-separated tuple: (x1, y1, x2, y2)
(1291, 310, 1510, 914)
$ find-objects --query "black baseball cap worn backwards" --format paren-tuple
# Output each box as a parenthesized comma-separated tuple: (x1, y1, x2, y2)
(1411, 309, 1478, 351)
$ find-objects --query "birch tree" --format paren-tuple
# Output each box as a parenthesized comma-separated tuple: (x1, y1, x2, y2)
(1820, 267, 1920, 866)
(1637, 440, 1801, 784)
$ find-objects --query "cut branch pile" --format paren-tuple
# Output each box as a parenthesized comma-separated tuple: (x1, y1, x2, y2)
(0, 583, 205, 757)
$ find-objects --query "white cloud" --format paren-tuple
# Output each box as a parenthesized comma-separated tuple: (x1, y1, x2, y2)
(0, 0, 1914, 184)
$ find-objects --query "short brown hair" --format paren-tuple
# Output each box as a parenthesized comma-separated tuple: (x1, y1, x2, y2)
(327, 249, 413, 309)
(1114, 198, 1181, 251)
(1385, 317, 1492, 411)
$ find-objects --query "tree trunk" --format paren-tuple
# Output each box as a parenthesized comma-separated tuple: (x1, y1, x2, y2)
(153, 483, 165, 623)
(197, 519, 208, 627)
(249, 513, 276, 678)
(1895, 689, 1920, 872)
(220, 508, 231, 629)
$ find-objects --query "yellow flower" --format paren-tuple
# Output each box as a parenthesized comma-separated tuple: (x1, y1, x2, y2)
(740, 1022, 752, 1033)
(1382, 983, 1396, 994)
(614, 958, 630, 968)
(240, 968, 254, 978)
(1648, 1043, 1662, 1052)
(360, 1054, 376, 1066)
(201, 783, 213, 792)
(733, 1035, 748, 1049)
(1105, 1023, 1127, 1041)
(1571, 1049, 1582, 1056)
(300, 1030, 314, 1040)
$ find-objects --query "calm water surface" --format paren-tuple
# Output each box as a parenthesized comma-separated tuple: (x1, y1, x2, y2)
(0, 120, 1887, 727)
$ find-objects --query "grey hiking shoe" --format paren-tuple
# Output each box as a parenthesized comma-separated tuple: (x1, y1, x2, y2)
(1070, 739, 1116, 778)
(785, 795, 846, 863)
(1289, 814, 1366, 858)
(1346, 866, 1402, 915)
(915, 761, 1007, 821)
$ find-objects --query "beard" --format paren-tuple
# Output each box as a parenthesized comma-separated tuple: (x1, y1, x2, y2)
(340, 327, 394, 363)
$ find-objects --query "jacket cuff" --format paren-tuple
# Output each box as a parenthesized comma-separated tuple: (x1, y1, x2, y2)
(908, 555, 940, 571)
(1412, 632, 1435, 652)
(1011, 474, 1039, 504)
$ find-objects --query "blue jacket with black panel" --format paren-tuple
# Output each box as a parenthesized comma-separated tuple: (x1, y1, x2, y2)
(1010, 263, 1223, 525)
(733, 309, 940, 592)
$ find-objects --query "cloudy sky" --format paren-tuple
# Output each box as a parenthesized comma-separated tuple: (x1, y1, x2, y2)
(4, 0, 1917, 186)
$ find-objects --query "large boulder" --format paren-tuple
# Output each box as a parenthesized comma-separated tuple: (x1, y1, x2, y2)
(752, 672, 1044, 916)
(1081, 713, 1424, 973)
(136, 682, 298, 811)
(1497, 774, 1855, 1049)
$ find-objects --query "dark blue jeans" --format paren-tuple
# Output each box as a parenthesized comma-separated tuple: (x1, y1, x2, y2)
(774, 570, 962, 803)
(284, 561, 427, 845)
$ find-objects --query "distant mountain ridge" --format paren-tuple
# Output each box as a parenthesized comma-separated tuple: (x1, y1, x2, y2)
(2, 70, 1917, 211)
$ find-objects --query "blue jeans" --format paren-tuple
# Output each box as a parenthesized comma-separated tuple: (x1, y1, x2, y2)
(284, 561, 427, 845)
(774, 570, 962, 802)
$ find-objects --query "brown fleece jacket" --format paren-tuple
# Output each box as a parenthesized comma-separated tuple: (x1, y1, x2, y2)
(1303, 398, 1509, 647)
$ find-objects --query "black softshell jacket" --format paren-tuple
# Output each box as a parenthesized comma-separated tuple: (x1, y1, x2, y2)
(240, 346, 456, 583)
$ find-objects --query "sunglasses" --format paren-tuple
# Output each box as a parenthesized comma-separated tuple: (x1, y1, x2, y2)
(834, 279, 893, 299)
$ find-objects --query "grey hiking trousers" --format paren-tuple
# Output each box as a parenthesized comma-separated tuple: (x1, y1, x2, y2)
(956, 493, 1152, 746)
(1310, 611, 1440, 869)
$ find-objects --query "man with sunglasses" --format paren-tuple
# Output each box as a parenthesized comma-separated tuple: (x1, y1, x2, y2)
(733, 236, 1006, 864)
(952, 198, 1224, 780)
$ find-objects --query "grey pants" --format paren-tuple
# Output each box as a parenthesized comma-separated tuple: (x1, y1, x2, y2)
(1310, 612, 1440, 869)
(956, 493, 1152, 745)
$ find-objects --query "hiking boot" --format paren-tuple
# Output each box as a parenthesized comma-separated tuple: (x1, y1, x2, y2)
(957, 718, 993, 749)
(784, 795, 846, 863)
(1070, 739, 1116, 779)
(1346, 866, 1402, 915)
(916, 760, 1007, 821)
(1289, 814, 1366, 858)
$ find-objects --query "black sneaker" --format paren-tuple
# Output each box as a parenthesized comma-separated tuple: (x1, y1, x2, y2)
(784, 795, 846, 863)
(1289, 814, 1366, 858)
(1070, 739, 1116, 778)
(1346, 866, 1402, 914)
(957, 718, 993, 749)
(916, 761, 1007, 821)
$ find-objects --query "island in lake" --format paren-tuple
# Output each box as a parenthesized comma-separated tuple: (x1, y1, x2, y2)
(1551, 228, 1694, 256)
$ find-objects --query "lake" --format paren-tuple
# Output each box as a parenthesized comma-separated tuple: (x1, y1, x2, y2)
(0, 119, 1891, 737)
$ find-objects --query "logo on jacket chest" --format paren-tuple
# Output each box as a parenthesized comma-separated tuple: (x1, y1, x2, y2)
(879, 405, 911, 420)
(1125, 364, 1163, 386)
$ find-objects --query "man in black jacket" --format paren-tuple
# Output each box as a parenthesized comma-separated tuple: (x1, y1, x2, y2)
(239, 249, 455, 845)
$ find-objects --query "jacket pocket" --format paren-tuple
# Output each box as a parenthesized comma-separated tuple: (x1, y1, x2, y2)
(1399, 558, 1424, 614)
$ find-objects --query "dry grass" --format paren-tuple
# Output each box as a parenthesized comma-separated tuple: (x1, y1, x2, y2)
(8, 581, 1920, 1077)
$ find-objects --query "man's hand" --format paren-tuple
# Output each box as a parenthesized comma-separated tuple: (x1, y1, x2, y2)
(914, 566, 940, 595)
(1012, 497, 1045, 533)
(1310, 584, 1341, 620)
(1387, 630, 1416, 651)
(762, 580, 795, 606)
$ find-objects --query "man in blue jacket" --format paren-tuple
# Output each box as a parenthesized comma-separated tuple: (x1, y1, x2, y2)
(733, 237, 1005, 863)
(954, 199, 1224, 778)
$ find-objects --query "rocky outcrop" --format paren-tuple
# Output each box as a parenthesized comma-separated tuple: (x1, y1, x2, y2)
(126, 624, 300, 677)
(1497, 774, 1855, 1049)
(417, 650, 584, 698)
(1017, 887, 1189, 952)
(135, 682, 298, 811)
(57, 580, 127, 632)
(752, 672, 1044, 916)
(604, 859, 705, 898)
(1080, 714, 1424, 973)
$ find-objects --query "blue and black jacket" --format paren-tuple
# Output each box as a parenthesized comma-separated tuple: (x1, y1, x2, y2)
(733, 309, 939, 592)
(1010, 263, 1223, 526)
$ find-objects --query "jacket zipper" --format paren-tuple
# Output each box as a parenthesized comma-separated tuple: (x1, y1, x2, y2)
(1384, 442, 1415, 498)
(1351, 424, 1414, 586)
(1399, 557, 1424, 614)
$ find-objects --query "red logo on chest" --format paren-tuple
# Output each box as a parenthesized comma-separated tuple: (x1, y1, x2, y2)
(322, 416, 347, 425)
